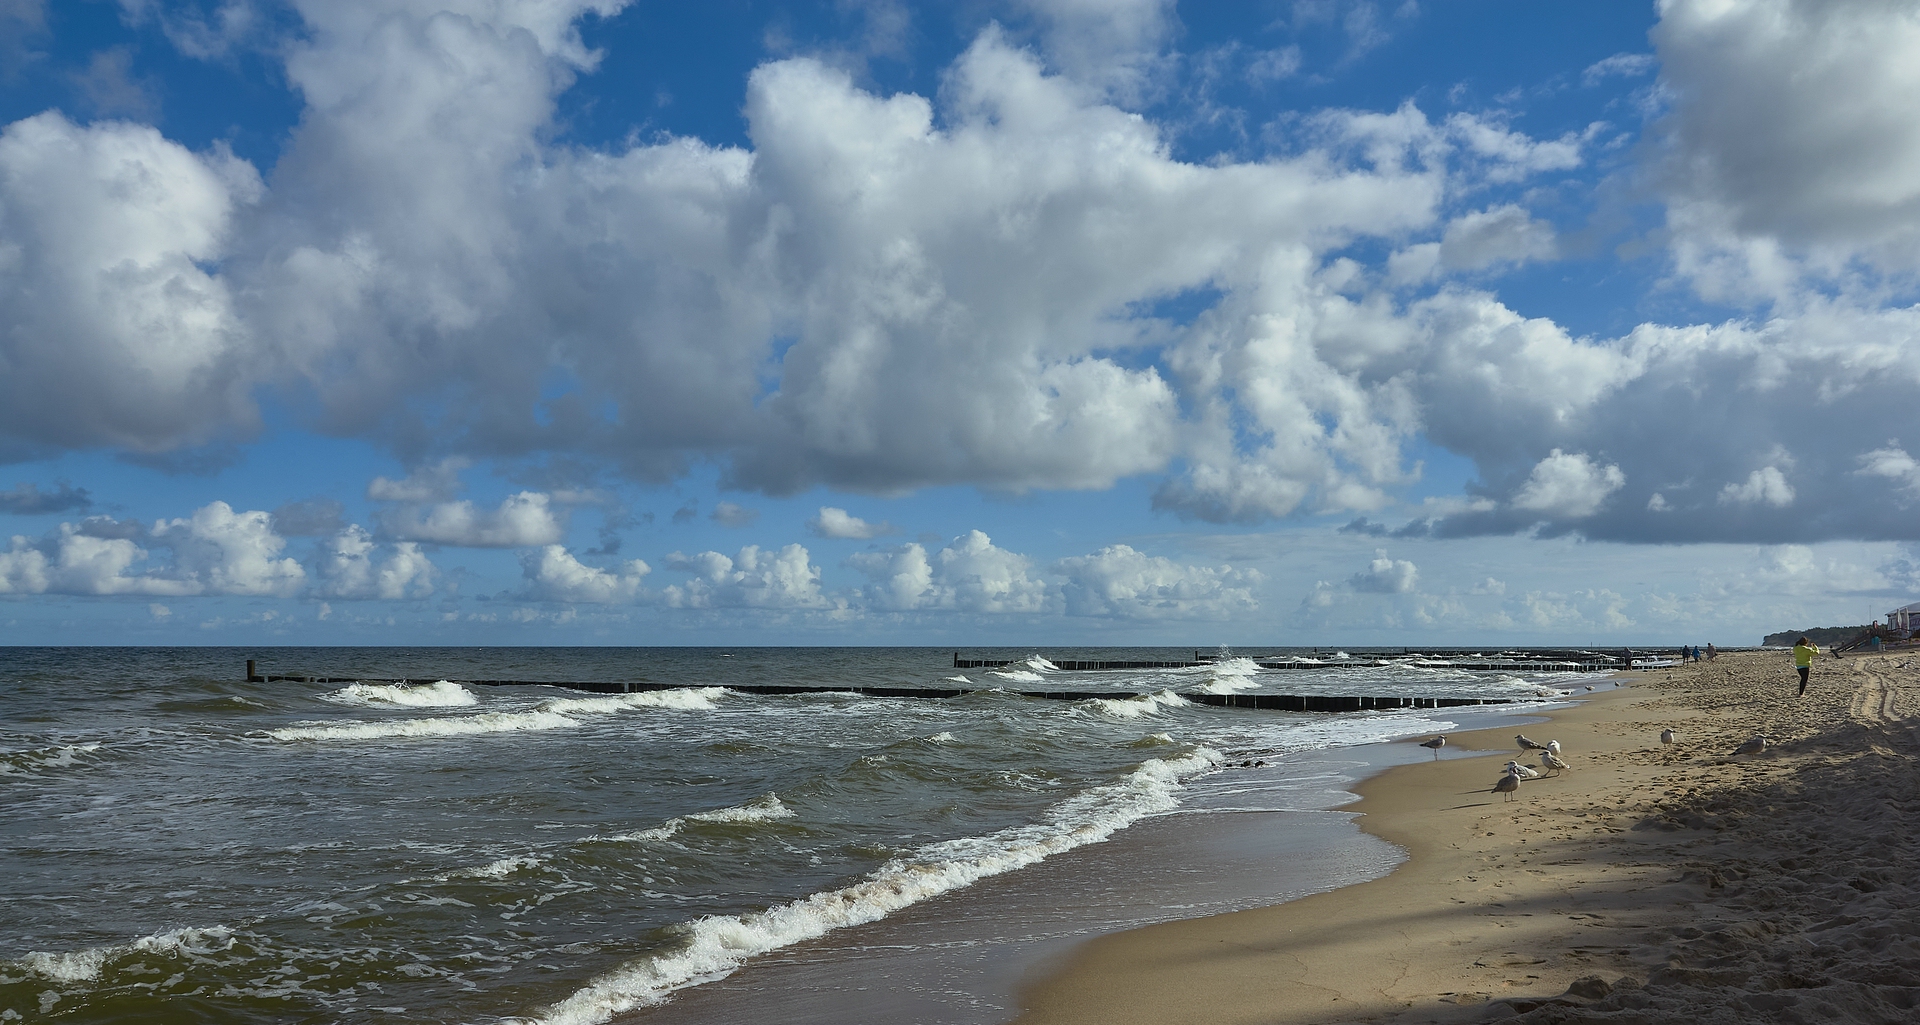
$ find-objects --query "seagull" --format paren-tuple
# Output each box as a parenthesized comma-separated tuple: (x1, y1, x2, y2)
(1419, 736, 1446, 758)
(1732, 735, 1768, 756)
(1539, 750, 1571, 775)
(1546, 740, 1562, 756)
(1504, 760, 1541, 780)
(1660, 728, 1678, 745)
(1516, 734, 1548, 751)
(1493, 770, 1522, 802)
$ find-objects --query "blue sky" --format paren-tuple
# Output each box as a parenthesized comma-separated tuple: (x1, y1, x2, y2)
(2, 0, 1917, 646)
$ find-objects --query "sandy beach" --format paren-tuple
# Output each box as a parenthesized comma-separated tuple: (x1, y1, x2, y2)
(1014, 649, 1920, 1025)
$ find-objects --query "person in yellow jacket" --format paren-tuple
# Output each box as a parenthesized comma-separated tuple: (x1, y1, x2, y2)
(1792, 636, 1818, 696)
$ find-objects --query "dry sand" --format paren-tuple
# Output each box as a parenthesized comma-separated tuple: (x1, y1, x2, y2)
(1013, 649, 1920, 1025)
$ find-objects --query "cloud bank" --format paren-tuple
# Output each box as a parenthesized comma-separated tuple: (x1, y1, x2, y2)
(0, 0, 1915, 549)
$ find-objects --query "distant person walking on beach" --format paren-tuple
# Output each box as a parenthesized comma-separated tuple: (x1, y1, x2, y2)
(1792, 636, 1818, 696)
(1707, 643, 1717, 660)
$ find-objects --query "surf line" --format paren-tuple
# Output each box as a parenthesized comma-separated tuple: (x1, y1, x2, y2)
(242, 660, 1517, 712)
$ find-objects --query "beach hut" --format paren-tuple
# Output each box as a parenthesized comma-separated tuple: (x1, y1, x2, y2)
(1888, 600, 1920, 637)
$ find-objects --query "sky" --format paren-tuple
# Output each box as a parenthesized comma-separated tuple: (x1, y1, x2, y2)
(1, 0, 1917, 647)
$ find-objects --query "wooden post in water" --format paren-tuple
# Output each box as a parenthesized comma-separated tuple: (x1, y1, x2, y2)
(246, 659, 257, 682)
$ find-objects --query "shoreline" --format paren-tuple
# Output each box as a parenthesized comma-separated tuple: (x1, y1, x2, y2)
(1012, 650, 1920, 1024)
(615, 698, 1561, 1025)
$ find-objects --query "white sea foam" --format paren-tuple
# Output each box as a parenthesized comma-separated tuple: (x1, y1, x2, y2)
(269, 687, 726, 742)
(1192, 657, 1261, 694)
(0, 741, 102, 775)
(925, 731, 956, 744)
(1024, 656, 1059, 672)
(267, 709, 579, 742)
(431, 854, 546, 882)
(13, 927, 235, 983)
(988, 669, 1043, 684)
(542, 688, 726, 714)
(323, 680, 478, 708)
(1084, 689, 1187, 719)
(588, 794, 793, 844)
(509, 748, 1220, 1025)
(943, 675, 970, 683)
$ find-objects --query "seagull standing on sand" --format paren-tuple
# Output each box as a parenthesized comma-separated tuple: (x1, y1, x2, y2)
(1493, 770, 1522, 802)
(1516, 734, 1548, 751)
(1539, 750, 1571, 776)
(1420, 736, 1446, 759)
(1504, 760, 1541, 779)
(1732, 735, 1768, 756)
(1660, 728, 1678, 746)
(1546, 740, 1562, 757)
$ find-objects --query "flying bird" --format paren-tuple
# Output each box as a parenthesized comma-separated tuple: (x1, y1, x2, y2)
(1732, 735, 1768, 756)
(1540, 750, 1570, 775)
(1493, 771, 1521, 802)
(1504, 760, 1541, 780)
(1516, 734, 1547, 751)
(1420, 736, 1446, 758)
(1660, 728, 1678, 745)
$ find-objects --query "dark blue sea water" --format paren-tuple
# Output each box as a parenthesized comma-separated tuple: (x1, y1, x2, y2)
(0, 647, 1593, 1024)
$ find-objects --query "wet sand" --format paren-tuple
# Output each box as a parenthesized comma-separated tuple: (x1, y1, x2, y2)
(1013, 649, 1920, 1024)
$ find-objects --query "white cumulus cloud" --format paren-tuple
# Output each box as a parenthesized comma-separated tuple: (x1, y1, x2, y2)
(1348, 548, 1418, 594)
(1653, 0, 1920, 294)
(847, 530, 1051, 613)
(0, 111, 261, 453)
(521, 545, 651, 603)
(661, 544, 828, 609)
(1719, 466, 1795, 507)
(382, 492, 567, 548)
(1055, 544, 1259, 618)
(315, 525, 435, 600)
(806, 506, 896, 539)
(1512, 449, 1626, 519)
(1, 502, 302, 596)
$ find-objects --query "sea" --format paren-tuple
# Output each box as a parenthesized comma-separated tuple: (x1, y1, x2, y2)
(0, 647, 1603, 1025)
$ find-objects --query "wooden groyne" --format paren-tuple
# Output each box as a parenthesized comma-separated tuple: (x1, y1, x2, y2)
(956, 650, 1635, 673)
(244, 660, 1516, 711)
(954, 658, 1207, 670)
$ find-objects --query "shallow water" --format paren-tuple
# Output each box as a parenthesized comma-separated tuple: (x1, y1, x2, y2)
(0, 647, 1591, 1024)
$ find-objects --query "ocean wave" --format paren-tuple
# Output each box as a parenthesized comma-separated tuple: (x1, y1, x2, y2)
(509, 748, 1220, 1025)
(924, 731, 956, 744)
(430, 854, 547, 883)
(0, 741, 102, 776)
(942, 675, 970, 683)
(267, 709, 579, 742)
(542, 688, 726, 715)
(1083, 689, 1187, 719)
(987, 669, 1043, 684)
(1191, 656, 1261, 694)
(322, 680, 478, 708)
(267, 687, 726, 742)
(10, 926, 235, 984)
(587, 793, 793, 845)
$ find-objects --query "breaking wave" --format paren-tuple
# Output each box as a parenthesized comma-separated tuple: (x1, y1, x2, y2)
(1083, 689, 1187, 719)
(588, 794, 794, 844)
(267, 688, 726, 743)
(323, 680, 478, 708)
(0, 742, 102, 776)
(9, 926, 236, 984)
(508, 748, 1220, 1025)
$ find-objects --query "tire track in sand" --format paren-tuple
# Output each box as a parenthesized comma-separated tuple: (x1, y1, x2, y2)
(1847, 656, 1908, 723)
